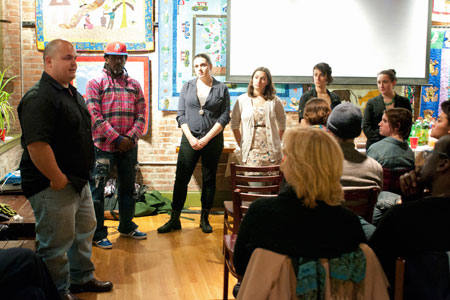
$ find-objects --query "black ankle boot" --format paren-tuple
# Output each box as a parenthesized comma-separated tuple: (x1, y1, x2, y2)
(200, 209, 213, 233)
(157, 210, 182, 233)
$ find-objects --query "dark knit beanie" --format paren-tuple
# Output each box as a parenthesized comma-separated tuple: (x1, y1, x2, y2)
(326, 102, 362, 139)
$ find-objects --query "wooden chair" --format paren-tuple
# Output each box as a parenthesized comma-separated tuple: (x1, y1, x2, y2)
(343, 187, 380, 223)
(394, 252, 450, 300)
(382, 167, 412, 196)
(224, 163, 282, 236)
(394, 257, 406, 300)
(223, 189, 274, 300)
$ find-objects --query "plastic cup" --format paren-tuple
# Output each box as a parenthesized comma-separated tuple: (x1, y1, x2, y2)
(410, 136, 418, 150)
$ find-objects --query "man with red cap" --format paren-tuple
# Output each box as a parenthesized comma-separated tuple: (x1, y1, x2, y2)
(86, 41, 147, 249)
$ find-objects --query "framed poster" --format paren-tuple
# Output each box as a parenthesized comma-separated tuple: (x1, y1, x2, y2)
(73, 56, 151, 134)
(36, 0, 155, 51)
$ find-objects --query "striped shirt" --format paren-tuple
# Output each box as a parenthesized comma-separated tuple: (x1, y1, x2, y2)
(86, 69, 146, 152)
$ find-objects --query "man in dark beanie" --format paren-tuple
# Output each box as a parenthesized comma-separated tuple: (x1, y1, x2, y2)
(327, 102, 383, 190)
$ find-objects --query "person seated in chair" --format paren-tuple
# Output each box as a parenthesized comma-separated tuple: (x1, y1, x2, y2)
(369, 135, 450, 288)
(300, 97, 331, 130)
(367, 108, 415, 170)
(327, 102, 383, 190)
(233, 127, 366, 280)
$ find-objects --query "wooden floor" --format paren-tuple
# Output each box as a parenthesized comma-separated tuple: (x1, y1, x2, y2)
(79, 210, 237, 300)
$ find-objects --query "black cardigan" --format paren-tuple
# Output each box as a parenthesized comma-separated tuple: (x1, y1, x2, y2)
(233, 185, 366, 276)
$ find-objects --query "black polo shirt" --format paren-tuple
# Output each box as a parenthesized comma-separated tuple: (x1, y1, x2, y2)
(18, 72, 94, 197)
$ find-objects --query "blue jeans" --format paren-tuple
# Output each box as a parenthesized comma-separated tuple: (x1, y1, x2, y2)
(28, 183, 96, 295)
(172, 132, 223, 211)
(90, 146, 138, 240)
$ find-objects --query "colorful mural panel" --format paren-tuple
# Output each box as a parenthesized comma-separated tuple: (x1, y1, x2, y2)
(420, 28, 450, 118)
(36, 0, 154, 51)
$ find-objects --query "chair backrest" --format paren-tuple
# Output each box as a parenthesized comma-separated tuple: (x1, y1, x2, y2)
(232, 189, 274, 231)
(395, 251, 450, 300)
(382, 168, 412, 195)
(230, 163, 283, 195)
(343, 187, 380, 223)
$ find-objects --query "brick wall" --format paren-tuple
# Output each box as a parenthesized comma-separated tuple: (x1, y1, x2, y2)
(1, 0, 300, 194)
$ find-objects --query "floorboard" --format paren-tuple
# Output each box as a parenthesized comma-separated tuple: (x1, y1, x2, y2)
(79, 209, 237, 300)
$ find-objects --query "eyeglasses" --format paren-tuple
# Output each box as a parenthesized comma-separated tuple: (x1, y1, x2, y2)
(422, 149, 450, 160)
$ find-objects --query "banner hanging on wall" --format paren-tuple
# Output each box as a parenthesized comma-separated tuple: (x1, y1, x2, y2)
(420, 29, 450, 118)
(35, 0, 154, 51)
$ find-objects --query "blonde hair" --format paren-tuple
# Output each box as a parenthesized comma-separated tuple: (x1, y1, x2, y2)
(280, 128, 344, 208)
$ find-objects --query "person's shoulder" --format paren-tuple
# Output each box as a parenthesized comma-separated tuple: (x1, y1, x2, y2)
(237, 92, 250, 100)
(87, 72, 107, 85)
(212, 78, 229, 90)
(367, 139, 383, 151)
(272, 95, 282, 102)
(367, 94, 382, 103)
(366, 155, 383, 170)
(127, 76, 143, 87)
(396, 94, 410, 102)
(247, 195, 281, 212)
(183, 78, 197, 88)
(301, 89, 314, 98)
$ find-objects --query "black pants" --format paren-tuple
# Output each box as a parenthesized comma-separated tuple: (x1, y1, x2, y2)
(0, 247, 62, 299)
(172, 132, 223, 211)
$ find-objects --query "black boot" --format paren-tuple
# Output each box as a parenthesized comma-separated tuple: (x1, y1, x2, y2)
(200, 209, 213, 233)
(157, 210, 182, 233)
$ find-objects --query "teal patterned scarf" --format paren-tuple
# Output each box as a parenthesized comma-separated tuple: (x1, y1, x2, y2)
(295, 248, 366, 300)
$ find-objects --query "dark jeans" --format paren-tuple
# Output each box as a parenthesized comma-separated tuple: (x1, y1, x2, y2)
(172, 132, 224, 211)
(90, 146, 138, 240)
(0, 247, 62, 300)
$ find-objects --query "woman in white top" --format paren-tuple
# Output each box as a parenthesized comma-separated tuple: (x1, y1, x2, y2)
(231, 67, 286, 168)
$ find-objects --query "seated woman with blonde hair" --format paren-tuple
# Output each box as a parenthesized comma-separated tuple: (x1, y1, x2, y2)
(233, 128, 366, 279)
(300, 97, 331, 129)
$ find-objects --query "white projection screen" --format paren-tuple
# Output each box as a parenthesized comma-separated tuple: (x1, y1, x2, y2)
(226, 0, 432, 84)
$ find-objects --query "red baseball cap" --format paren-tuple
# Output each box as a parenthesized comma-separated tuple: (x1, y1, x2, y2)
(104, 42, 128, 56)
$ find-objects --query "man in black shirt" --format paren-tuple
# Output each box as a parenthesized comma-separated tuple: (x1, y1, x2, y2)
(18, 39, 112, 300)
(369, 135, 450, 291)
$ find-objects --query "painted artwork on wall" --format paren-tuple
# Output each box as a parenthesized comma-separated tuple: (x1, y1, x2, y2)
(73, 56, 151, 134)
(420, 28, 450, 118)
(192, 15, 227, 76)
(36, 0, 154, 51)
(432, 0, 450, 26)
(158, 0, 302, 111)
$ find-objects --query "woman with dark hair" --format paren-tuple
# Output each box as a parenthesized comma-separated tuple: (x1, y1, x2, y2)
(158, 53, 230, 234)
(363, 69, 411, 150)
(298, 62, 341, 125)
(431, 100, 450, 139)
(367, 108, 415, 169)
(231, 67, 286, 169)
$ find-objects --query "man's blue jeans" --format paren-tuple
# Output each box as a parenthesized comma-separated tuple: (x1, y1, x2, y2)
(90, 146, 138, 241)
(28, 183, 96, 295)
